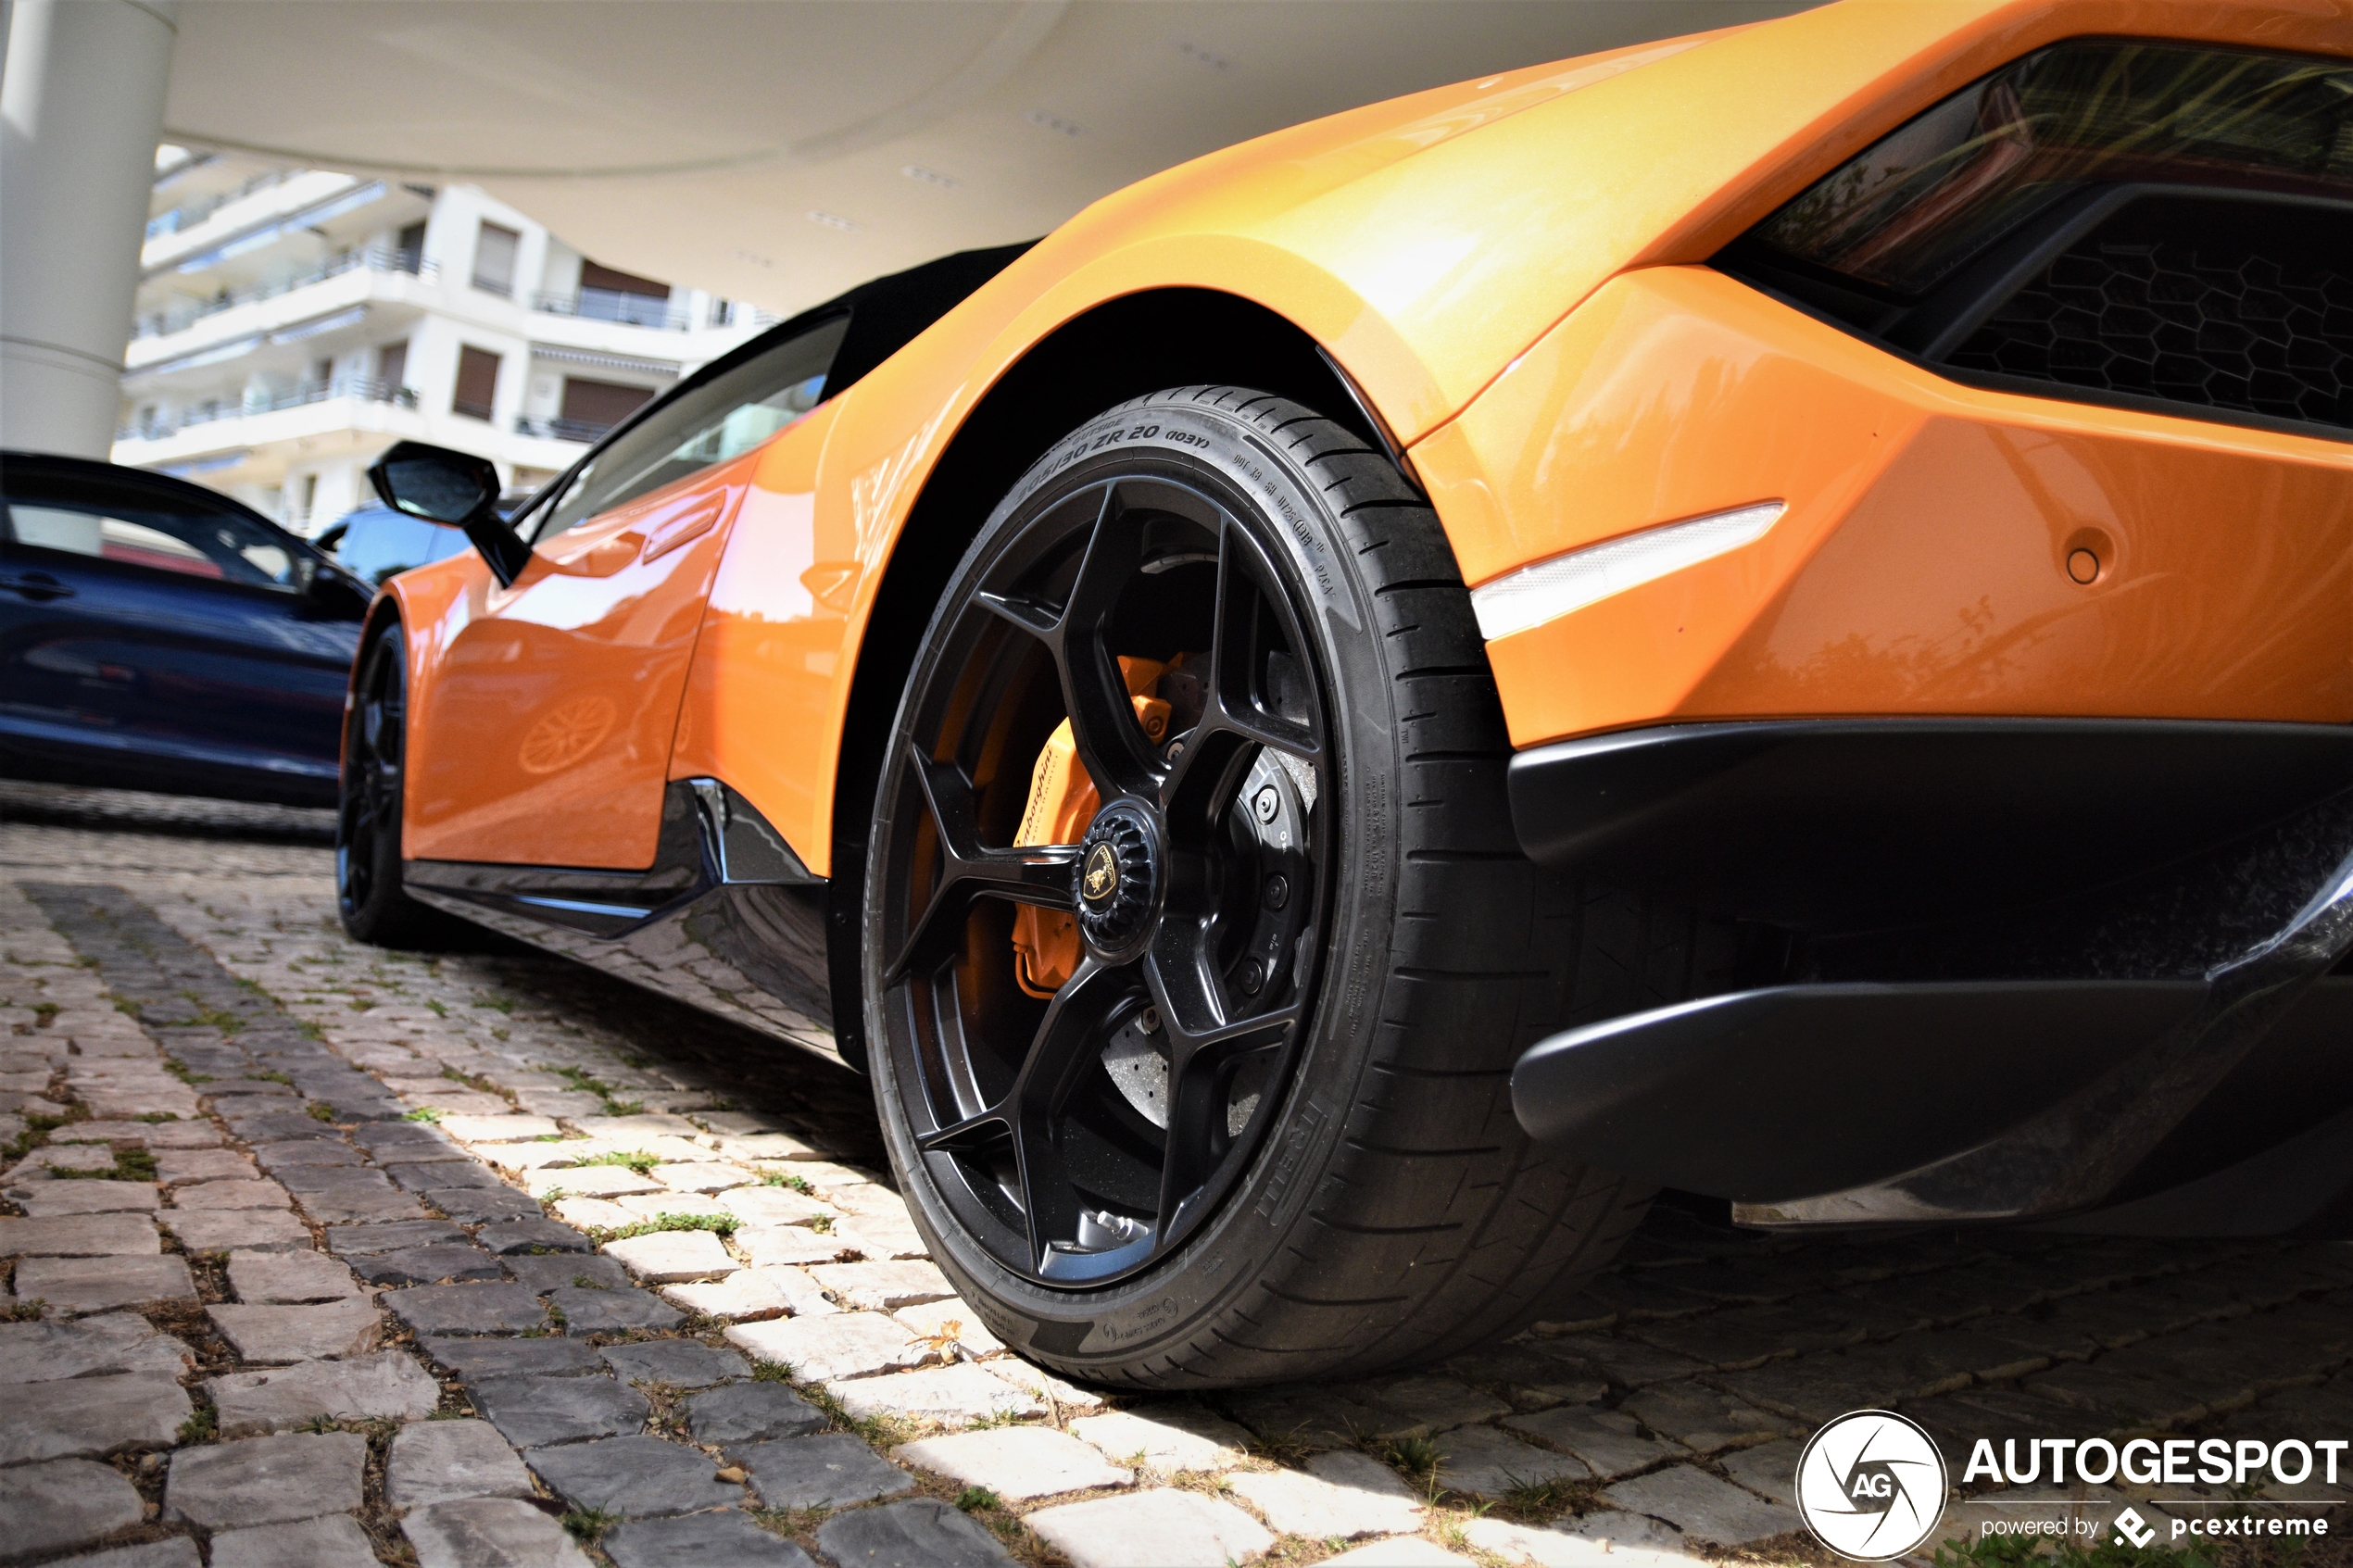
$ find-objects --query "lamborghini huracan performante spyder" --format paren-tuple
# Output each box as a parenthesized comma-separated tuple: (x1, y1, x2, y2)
(345, 0, 2353, 1387)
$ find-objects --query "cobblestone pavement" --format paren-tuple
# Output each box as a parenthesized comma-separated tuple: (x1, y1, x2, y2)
(3, 785, 2349, 1568)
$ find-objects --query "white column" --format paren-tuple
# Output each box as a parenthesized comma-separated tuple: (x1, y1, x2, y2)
(1, 0, 179, 458)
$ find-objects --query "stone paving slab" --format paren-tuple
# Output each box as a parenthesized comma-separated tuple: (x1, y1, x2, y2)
(208, 1349, 441, 1435)
(162, 1210, 311, 1252)
(156, 1148, 259, 1183)
(734, 1430, 916, 1508)
(1503, 1403, 1686, 1479)
(326, 1219, 468, 1253)
(48, 1537, 207, 1568)
(476, 1217, 593, 1254)
(599, 1336, 749, 1386)
(504, 1253, 629, 1293)
(814, 1497, 1017, 1568)
(472, 1373, 654, 1447)
(1604, 1463, 1804, 1546)
(1071, 1407, 1252, 1474)
(526, 1432, 746, 1516)
(898, 1425, 1131, 1500)
(604, 1227, 737, 1281)
(226, 1248, 362, 1302)
(0, 1313, 195, 1381)
(1026, 1487, 1277, 1568)
(422, 1335, 603, 1380)
(0, 1211, 160, 1255)
(548, 1283, 683, 1332)
(1229, 1451, 1427, 1539)
(206, 1299, 382, 1362)
(13, 1253, 196, 1314)
(208, 1513, 380, 1568)
(0, 1369, 191, 1463)
(383, 1281, 549, 1335)
(171, 1175, 290, 1212)
(830, 1361, 1048, 1424)
(387, 1416, 540, 1510)
(401, 1497, 597, 1568)
(604, 1510, 820, 1567)
(686, 1379, 827, 1443)
(1437, 1422, 1592, 1496)
(349, 1243, 505, 1286)
(428, 1185, 546, 1223)
(7, 1177, 160, 1214)
(809, 1258, 956, 1310)
(164, 1429, 367, 1529)
(0, 1455, 148, 1560)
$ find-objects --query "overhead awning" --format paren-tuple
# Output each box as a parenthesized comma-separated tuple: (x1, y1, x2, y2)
(529, 344, 682, 378)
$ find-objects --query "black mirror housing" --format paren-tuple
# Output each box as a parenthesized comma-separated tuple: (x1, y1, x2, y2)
(366, 441, 532, 587)
(370, 442, 497, 524)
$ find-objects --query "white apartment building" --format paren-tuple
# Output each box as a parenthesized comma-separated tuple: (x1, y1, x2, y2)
(113, 147, 775, 533)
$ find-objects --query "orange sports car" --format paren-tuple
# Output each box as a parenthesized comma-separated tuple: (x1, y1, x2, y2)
(345, 0, 2353, 1387)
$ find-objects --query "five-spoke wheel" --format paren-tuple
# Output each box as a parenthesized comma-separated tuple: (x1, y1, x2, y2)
(875, 467, 1328, 1286)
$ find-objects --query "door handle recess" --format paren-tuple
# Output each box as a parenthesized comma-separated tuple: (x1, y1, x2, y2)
(640, 501, 724, 563)
(0, 572, 75, 600)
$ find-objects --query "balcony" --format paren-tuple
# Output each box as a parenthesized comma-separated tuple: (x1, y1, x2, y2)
(513, 414, 610, 444)
(121, 377, 416, 443)
(531, 286, 693, 332)
(135, 245, 436, 341)
(145, 169, 286, 241)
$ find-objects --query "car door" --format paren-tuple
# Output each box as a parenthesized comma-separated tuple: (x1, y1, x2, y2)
(404, 311, 849, 870)
(0, 458, 363, 804)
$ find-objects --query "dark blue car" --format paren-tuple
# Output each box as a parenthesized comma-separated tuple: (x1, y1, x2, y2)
(0, 452, 371, 807)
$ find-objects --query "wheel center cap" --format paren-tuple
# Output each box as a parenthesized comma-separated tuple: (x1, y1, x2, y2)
(1082, 842, 1119, 905)
(1075, 805, 1158, 958)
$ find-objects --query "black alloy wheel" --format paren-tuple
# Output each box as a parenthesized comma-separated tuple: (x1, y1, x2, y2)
(336, 621, 445, 947)
(869, 387, 1684, 1390)
(873, 451, 1330, 1286)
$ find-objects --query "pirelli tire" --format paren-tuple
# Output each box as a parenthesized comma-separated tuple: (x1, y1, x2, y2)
(865, 384, 1673, 1387)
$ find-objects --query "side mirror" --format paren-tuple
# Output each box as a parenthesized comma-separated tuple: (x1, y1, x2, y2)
(367, 442, 532, 587)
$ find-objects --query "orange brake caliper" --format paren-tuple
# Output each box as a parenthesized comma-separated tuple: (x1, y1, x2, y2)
(1011, 657, 1170, 997)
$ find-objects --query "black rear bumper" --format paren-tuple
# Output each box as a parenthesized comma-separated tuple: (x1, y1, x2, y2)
(1505, 719, 2353, 1232)
(1506, 717, 2353, 929)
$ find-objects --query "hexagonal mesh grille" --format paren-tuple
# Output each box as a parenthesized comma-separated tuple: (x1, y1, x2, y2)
(1948, 228, 2353, 431)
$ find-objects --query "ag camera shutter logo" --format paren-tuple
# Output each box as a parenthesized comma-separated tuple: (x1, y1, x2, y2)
(1797, 1410, 1950, 1561)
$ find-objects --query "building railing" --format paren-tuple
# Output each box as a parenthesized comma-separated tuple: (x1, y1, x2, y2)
(145, 169, 287, 241)
(530, 286, 694, 332)
(133, 245, 437, 340)
(119, 378, 417, 442)
(514, 414, 612, 443)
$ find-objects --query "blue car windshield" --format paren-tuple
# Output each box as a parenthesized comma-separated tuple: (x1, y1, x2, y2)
(325, 506, 471, 585)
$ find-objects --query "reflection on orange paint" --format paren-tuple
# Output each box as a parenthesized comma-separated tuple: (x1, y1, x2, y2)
(403, 459, 751, 868)
(1416, 267, 2353, 747)
(517, 695, 617, 776)
(1010, 659, 1170, 997)
(668, 403, 843, 868)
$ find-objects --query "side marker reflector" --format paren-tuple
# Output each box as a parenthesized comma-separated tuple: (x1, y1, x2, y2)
(1469, 500, 1785, 641)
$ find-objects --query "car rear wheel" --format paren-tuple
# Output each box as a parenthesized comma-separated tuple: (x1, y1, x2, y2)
(863, 385, 1663, 1387)
(337, 621, 452, 948)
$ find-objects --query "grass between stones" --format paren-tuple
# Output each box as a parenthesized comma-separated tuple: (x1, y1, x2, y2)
(585, 1212, 739, 1245)
(3, 1106, 83, 1160)
(50, 1144, 158, 1182)
(560, 1507, 620, 1542)
(573, 1149, 661, 1175)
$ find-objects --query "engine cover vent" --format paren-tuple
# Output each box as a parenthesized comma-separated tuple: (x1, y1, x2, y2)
(1946, 203, 2353, 430)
